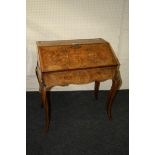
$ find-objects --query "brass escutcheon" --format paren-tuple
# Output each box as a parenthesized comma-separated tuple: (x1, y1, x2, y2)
(71, 43, 81, 49)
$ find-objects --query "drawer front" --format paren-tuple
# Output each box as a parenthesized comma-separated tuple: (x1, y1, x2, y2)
(38, 43, 118, 72)
(43, 67, 116, 87)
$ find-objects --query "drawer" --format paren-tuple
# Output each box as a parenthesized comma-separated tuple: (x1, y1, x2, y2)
(43, 67, 117, 87)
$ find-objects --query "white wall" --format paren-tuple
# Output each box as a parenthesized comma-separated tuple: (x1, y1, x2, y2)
(26, 0, 129, 91)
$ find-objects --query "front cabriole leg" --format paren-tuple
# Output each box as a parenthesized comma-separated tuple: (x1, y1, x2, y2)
(106, 70, 122, 120)
(35, 66, 44, 107)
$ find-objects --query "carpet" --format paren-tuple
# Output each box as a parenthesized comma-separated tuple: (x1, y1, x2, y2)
(26, 90, 129, 155)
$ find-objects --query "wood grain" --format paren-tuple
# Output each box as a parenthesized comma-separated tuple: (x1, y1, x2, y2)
(37, 39, 119, 72)
(43, 67, 116, 88)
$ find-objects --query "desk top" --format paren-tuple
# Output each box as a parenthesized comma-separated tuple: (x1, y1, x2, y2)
(37, 38, 106, 46)
(37, 38, 119, 72)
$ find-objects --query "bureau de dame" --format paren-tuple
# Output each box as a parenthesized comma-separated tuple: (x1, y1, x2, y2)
(36, 38, 122, 132)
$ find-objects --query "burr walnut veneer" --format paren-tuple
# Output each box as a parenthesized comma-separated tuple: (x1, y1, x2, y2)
(35, 38, 122, 132)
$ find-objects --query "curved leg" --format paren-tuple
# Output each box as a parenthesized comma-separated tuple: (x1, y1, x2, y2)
(35, 66, 43, 107)
(94, 81, 100, 100)
(41, 86, 49, 132)
(106, 70, 122, 120)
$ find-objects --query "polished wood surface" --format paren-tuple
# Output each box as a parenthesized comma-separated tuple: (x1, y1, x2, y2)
(36, 38, 122, 132)
(37, 38, 119, 72)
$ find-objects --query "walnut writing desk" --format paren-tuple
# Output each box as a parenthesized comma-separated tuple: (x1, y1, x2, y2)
(35, 38, 122, 132)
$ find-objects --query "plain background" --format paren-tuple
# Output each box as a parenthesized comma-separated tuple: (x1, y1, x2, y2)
(26, 0, 129, 91)
(0, 0, 155, 155)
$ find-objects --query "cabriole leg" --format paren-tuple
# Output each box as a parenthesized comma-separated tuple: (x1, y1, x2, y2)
(35, 66, 43, 107)
(106, 70, 122, 120)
